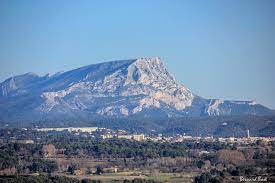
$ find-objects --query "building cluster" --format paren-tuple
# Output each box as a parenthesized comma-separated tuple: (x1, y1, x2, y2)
(101, 134, 145, 141)
(216, 136, 275, 144)
(36, 127, 146, 142)
(36, 127, 98, 133)
(33, 127, 275, 144)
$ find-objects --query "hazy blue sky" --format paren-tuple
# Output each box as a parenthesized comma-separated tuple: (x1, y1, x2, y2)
(0, 0, 274, 108)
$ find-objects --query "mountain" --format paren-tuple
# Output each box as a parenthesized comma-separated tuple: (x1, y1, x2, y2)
(0, 57, 272, 122)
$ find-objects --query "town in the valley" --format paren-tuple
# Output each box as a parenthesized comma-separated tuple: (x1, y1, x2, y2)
(0, 126, 274, 182)
(35, 126, 274, 144)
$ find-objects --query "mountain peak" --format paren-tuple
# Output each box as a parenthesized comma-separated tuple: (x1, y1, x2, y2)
(133, 57, 164, 69)
(125, 57, 173, 85)
(134, 57, 162, 64)
(0, 57, 272, 120)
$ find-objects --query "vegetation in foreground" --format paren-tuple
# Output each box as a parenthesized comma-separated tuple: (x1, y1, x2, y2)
(0, 129, 274, 182)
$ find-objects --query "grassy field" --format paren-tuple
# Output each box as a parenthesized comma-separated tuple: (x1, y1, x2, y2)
(147, 173, 196, 183)
(65, 172, 197, 183)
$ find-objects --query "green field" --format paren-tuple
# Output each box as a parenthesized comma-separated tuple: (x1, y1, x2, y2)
(64, 172, 197, 183)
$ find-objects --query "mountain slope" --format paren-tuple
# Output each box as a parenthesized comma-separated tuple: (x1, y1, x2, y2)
(0, 57, 272, 121)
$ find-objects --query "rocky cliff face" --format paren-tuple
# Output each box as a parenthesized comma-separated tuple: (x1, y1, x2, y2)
(0, 57, 272, 120)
